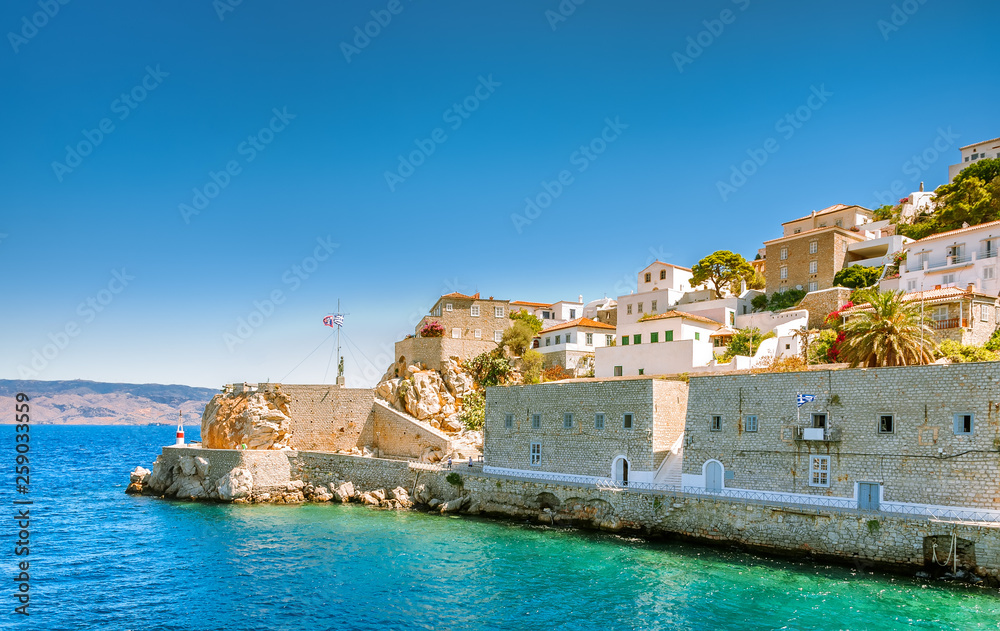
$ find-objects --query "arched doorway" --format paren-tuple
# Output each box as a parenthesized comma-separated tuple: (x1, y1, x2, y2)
(613, 457, 630, 486)
(704, 460, 723, 492)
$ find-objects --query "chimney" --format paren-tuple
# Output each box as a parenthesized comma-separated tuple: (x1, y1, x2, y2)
(967, 282, 977, 293)
(919, 181, 924, 192)
(578, 294, 583, 303)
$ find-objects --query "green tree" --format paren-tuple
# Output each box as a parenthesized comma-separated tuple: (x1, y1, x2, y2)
(691, 250, 755, 299)
(458, 390, 484, 430)
(936, 339, 1000, 363)
(521, 349, 543, 384)
(718, 327, 775, 362)
(833, 265, 882, 289)
(509, 309, 543, 334)
(838, 290, 936, 367)
(747, 268, 766, 291)
(751, 294, 770, 312)
(809, 329, 839, 364)
(985, 328, 1000, 352)
(501, 320, 537, 356)
(464, 348, 513, 387)
(900, 158, 1000, 240)
(764, 289, 806, 311)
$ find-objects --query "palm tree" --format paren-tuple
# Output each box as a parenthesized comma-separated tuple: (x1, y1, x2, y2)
(838, 290, 936, 367)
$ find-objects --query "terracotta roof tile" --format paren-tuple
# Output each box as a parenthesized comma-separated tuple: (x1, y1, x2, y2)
(839, 287, 997, 314)
(908, 220, 1000, 245)
(510, 300, 553, 308)
(538, 317, 616, 333)
(960, 137, 1000, 150)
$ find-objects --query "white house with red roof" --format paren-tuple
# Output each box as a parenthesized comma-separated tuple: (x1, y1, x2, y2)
(510, 297, 585, 329)
(534, 317, 617, 376)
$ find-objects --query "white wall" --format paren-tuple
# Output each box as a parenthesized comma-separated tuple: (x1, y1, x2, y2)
(595, 339, 714, 377)
(734, 309, 808, 337)
(537, 327, 615, 354)
(898, 224, 1000, 296)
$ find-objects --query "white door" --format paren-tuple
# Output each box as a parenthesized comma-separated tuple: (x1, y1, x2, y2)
(705, 461, 723, 492)
(613, 458, 629, 485)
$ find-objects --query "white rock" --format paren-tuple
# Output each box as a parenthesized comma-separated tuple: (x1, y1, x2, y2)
(130, 466, 151, 484)
(178, 455, 197, 477)
(441, 497, 466, 513)
(217, 468, 254, 501)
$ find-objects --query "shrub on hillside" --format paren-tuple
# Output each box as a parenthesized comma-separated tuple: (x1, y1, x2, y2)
(936, 340, 999, 363)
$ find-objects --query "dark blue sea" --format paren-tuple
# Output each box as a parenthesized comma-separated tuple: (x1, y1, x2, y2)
(4, 426, 1000, 630)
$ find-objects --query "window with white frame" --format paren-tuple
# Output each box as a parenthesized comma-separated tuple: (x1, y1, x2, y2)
(606, 334, 614, 346)
(780, 266, 788, 280)
(495, 306, 505, 317)
(809, 455, 830, 487)
(878, 413, 894, 434)
(494, 330, 503, 342)
(452, 328, 461, 339)
(471, 305, 480, 317)
(651, 300, 657, 312)
(504, 414, 513, 428)
(744, 415, 758, 432)
(780, 247, 788, 260)
(563, 413, 573, 429)
(942, 273, 956, 285)
(982, 305, 990, 322)
(545, 337, 551, 346)
(586, 332, 593, 345)
(474, 329, 481, 339)
(933, 305, 949, 321)
(638, 302, 644, 313)
(446, 303, 453, 311)
(432, 305, 442, 316)
(808, 282, 818, 292)
(907, 279, 917, 291)
(984, 266, 996, 281)
(555, 335, 561, 344)
(595, 413, 605, 429)
(565, 334, 571, 343)
(531, 414, 541, 429)
(627, 304, 633, 315)
(809, 260, 818, 274)
(809, 240, 818, 254)
(530, 442, 541, 466)
(710, 415, 722, 431)
(569, 309, 576, 318)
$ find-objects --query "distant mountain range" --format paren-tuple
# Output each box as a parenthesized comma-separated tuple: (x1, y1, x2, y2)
(0, 380, 219, 425)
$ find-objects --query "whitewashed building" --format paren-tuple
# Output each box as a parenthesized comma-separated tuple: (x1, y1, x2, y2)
(510, 297, 585, 329)
(949, 136, 1000, 183)
(534, 317, 617, 376)
(595, 310, 722, 377)
(885, 220, 1000, 297)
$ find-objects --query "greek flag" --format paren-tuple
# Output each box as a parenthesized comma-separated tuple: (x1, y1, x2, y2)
(796, 394, 816, 407)
(323, 314, 345, 328)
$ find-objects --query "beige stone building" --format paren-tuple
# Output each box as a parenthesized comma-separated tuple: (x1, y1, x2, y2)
(763, 204, 910, 295)
(682, 363, 1000, 511)
(483, 377, 688, 485)
(399, 292, 511, 369)
(839, 286, 1000, 346)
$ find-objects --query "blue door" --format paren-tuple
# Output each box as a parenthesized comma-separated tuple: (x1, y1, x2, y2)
(705, 461, 723, 492)
(858, 482, 880, 510)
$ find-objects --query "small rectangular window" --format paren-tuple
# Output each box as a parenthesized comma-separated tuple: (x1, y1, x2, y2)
(744, 415, 758, 432)
(474, 329, 482, 339)
(613, 366, 623, 376)
(664, 330, 673, 342)
(651, 300, 657, 312)
(623, 413, 634, 429)
(982, 305, 991, 321)
(504, 414, 514, 428)
(878, 414, 894, 434)
(495, 330, 503, 343)
(650, 332, 659, 343)
(954, 413, 973, 435)
(808, 281, 818, 292)
(809, 241, 818, 254)
(638, 302, 644, 313)
(644, 272, 651, 282)
(531, 414, 541, 429)
(563, 413, 573, 429)
(780, 266, 788, 280)
(555, 335, 561, 344)
(452, 328, 461, 339)
(545, 337, 551, 346)
(446, 303, 453, 311)
(780, 247, 788, 260)
(710, 415, 722, 431)
(495, 306, 505, 318)
(627, 304, 633, 315)
(622, 336, 629, 346)
(530, 442, 541, 466)
(638, 368, 644, 375)
(633, 334, 641, 345)
(809, 260, 818, 274)
(984, 267, 996, 280)
(812, 413, 827, 428)
(595, 413, 605, 429)
(660, 270, 666, 280)
(606, 334, 613, 346)
(585, 332, 593, 345)
(471, 305, 480, 317)
(694, 332, 700, 341)
(809, 455, 830, 487)
(569, 309, 576, 319)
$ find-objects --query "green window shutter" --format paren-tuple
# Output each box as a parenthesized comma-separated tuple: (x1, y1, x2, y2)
(695, 332, 700, 341)
(650, 332, 659, 343)
(665, 330, 673, 342)
(633, 334, 641, 345)
(622, 336, 629, 346)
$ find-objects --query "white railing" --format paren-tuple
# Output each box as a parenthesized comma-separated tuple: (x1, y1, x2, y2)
(473, 469, 1000, 526)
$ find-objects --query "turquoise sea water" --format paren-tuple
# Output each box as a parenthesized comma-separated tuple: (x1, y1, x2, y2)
(6, 425, 1000, 630)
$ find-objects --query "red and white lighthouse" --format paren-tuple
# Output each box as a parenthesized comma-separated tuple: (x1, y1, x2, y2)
(176, 409, 185, 446)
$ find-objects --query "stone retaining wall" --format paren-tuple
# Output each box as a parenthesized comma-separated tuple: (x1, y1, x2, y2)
(371, 401, 452, 459)
(159, 445, 292, 491)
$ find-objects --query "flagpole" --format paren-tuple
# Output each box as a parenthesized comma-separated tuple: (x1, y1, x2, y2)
(336, 298, 341, 383)
(797, 392, 800, 426)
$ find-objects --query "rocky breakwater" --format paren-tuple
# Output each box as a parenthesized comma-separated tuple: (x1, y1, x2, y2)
(201, 383, 293, 450)
(376, 357, 483, 460)
(125, 455, 256, 501)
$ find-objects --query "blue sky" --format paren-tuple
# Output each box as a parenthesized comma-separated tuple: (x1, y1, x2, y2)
(1, 0, 998, 388)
